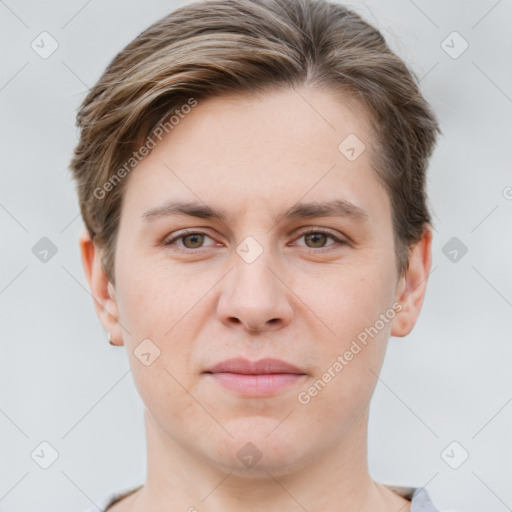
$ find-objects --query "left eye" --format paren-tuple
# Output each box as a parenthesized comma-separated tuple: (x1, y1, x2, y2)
(295, 230, 343, 249)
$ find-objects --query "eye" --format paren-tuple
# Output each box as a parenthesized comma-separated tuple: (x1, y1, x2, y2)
(163, 228, 346, 252)
(164, 231, 217, 250)
(294, 228, 346, 250)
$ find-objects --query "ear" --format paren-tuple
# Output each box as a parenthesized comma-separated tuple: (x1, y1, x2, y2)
(79, 229, 124, 346)
(391, 226, 433, 337)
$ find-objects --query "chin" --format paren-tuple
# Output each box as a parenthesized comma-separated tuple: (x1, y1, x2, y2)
(202, 419, 310, 474)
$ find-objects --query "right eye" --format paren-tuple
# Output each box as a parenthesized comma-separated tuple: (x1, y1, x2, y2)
(163, 231, 219, 251)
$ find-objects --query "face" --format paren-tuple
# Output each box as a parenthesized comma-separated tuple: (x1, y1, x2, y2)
(99, 86, 413, 474)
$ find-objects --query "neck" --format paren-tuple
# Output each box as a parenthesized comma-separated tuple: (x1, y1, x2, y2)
(126, 408, 407, 512)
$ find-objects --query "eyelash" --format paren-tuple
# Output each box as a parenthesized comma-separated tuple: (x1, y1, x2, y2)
(163, 228, 347, 252)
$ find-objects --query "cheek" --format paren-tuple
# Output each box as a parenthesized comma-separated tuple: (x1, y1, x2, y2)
(293, 264, 395, 411)
(116, 251, 194, 340)
(114, 258, 193, 396)
(294, 262, 395, 341)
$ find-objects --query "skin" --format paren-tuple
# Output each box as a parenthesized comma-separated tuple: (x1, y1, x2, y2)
(80, 85, 432, 512)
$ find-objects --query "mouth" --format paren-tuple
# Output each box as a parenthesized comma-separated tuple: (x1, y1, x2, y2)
(203, 358, 307, 397)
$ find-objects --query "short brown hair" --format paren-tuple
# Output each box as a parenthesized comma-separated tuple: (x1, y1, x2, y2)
(69, 0, 440, 283)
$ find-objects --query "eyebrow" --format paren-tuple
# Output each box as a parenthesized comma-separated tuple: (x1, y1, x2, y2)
(141, 198, 368, 224)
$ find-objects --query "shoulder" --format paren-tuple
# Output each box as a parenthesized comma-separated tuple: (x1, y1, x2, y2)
(385, 484, 442, 512)
(82, 485, 142, 512)
(410, 487, 441, 511)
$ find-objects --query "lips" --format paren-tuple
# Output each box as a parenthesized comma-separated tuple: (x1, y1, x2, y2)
(203, 358, 307, 397)
(204, 357, 305, 375)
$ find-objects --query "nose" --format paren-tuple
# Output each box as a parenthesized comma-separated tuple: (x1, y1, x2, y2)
(217, 249, 294, 333)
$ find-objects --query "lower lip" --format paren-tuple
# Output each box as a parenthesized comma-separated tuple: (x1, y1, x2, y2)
(205, 372, 306, 397)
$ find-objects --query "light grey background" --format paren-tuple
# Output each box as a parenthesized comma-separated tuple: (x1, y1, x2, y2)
(1, 1, 511, 511)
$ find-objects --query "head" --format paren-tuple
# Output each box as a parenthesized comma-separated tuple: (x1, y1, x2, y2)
(72, 0, 439, 475)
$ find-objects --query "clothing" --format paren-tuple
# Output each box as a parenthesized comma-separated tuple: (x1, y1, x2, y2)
(86, 483, 441, 511)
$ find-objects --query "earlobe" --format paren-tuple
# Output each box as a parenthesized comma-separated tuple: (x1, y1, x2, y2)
(390, 227, 433, 338)
(79, 229, 124, 346)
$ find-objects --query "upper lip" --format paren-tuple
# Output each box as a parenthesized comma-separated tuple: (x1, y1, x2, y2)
(204, 358, 305, 375)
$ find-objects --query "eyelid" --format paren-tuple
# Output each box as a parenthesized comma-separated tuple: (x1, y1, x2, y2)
(294, 226, 344, 238)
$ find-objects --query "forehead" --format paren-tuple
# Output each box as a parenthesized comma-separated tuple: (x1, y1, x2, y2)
(121, 85, 386, 222)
